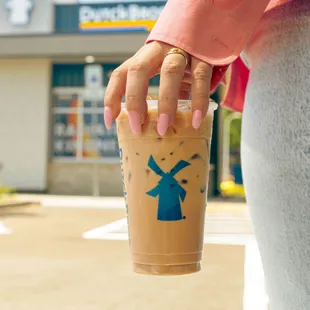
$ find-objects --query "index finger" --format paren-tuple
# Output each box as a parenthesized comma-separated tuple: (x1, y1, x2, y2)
(104, 60, 131, 129)
(191, 58, 212, 129)
(125, 43, 166, 134)
(157, 53, 187, 136)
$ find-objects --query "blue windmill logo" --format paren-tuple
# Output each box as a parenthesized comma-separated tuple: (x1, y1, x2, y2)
(146, 155, 191, 221)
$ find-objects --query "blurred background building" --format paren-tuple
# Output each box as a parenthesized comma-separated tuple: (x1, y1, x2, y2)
(0, 0, 238, 197)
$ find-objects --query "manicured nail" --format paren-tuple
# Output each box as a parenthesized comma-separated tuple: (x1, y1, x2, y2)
(128, 111, 141, 135)
(192, 110, 203, 129)
(104, 107, 113, 129)
(157, 114, 170, 136)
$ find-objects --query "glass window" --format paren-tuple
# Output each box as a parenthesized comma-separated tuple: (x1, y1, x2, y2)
(84, 99, 104, 108)
(52, 112, 78, 157)
(83, 113, 118, 158)
(52, 89, 119, 162)
(52, 64, 84, 87)
(51, 62, 160, 162)
(103, 64, 120, 86)
(54, 94, 79, 108)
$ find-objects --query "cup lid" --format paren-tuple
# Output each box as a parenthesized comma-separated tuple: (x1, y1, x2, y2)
(121, 99, 218, 113)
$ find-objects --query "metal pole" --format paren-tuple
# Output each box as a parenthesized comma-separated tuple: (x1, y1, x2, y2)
(76, 94, 84, 160)
(222, 112, 242, 182)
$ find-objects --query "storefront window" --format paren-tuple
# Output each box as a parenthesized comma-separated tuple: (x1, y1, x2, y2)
(83, 112, 118, 158)
(53, 112, 78, 157)
(52, 64, 160, 163)
(52, 90, 120, 162)
(83, 99, 104, 108)
(52, 87, 160, 162)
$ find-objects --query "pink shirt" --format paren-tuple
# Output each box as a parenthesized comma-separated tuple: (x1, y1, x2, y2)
(146, 0, 293, 112)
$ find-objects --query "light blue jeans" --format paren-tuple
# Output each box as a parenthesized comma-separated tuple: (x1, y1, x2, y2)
(241, 1, 310, 309)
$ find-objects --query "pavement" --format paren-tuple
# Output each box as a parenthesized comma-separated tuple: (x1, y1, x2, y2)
(0, 195, 267, 310)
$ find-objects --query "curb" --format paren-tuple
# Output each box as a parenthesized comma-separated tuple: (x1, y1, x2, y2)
(0, 201, 41, 208)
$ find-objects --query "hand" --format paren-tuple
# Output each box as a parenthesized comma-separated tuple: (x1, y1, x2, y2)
(103, 41, 213, 136)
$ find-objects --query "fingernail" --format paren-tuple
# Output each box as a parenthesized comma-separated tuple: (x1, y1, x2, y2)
(104, 107, 113, 129)
(128, 111, 141, 135)
(192, 110, 203, 129)
(157, 114, 170, 136)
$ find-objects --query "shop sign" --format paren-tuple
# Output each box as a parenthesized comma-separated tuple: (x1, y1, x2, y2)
(55, 2, 165, 34)
(84, 64, 104, 100)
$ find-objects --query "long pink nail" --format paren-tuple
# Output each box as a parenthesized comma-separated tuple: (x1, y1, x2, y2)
(104, 107, 113, 129)
(128, 111, 141, 135)
(157, 114, 170, 136)
(192, 110, 203, 129)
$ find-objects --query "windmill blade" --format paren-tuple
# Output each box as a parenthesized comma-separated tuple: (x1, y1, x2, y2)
(148, 155, 165, 176)
(170, 160, 191, 176)
(146, 185, 160, 198)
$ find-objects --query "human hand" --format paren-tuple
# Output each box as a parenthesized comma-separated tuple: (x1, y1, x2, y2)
(103, 41, 213, 136)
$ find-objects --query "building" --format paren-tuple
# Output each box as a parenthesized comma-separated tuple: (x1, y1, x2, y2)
(0, 0, 221, 197)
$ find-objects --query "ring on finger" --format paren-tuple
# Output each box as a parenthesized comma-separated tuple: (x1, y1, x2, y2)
(165, 48, 190, 67)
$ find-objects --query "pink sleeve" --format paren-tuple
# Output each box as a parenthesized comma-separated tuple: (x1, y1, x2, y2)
(146, 0, 271, 66)
(221, 57, 249, 113)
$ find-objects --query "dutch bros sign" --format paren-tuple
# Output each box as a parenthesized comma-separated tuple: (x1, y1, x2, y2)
(78, 2, 165, 33)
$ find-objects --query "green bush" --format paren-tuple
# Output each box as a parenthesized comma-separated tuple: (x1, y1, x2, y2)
(0, 186, 15, 198)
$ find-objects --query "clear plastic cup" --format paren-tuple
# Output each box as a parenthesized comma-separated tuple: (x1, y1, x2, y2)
(117, 100, 217, 275)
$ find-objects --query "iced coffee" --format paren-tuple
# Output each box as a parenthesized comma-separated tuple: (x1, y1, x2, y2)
(116, 100, 217, 275)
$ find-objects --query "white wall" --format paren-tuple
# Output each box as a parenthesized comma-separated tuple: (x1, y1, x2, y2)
(0, 59, 50, 191)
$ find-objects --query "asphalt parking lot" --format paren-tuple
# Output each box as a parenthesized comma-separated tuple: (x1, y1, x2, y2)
(0, 197, 258, 310)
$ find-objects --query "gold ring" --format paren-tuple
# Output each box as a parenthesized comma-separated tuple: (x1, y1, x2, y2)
(166, 48, 190, 66)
